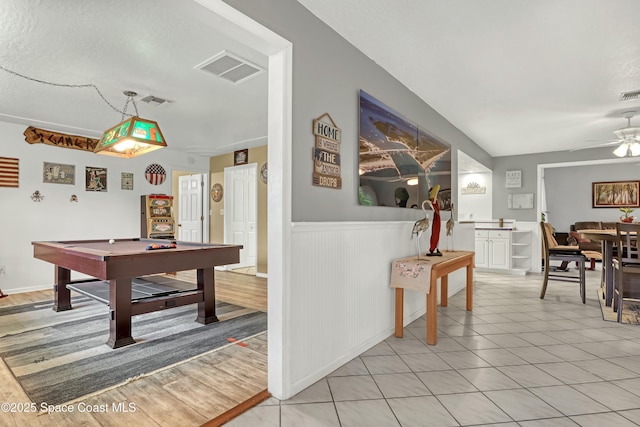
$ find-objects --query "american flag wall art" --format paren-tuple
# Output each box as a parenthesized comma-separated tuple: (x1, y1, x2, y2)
(145, 163, 166, 185)
(0, 157, 19, 188)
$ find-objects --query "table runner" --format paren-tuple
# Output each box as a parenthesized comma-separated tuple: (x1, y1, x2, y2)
(390, 251, 465, 293)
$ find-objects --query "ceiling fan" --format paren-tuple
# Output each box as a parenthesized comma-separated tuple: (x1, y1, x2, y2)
(572, 110, 640, 156)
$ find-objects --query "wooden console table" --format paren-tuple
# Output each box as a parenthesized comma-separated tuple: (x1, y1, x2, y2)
(391, 251, 474, 345)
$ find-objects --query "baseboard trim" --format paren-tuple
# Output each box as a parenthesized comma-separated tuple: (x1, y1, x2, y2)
(201, 389, 272, 427)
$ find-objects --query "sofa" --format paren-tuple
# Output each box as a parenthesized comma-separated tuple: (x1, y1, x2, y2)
(568, 221, 615, 268)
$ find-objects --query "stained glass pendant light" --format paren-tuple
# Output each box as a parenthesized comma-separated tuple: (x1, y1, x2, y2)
(94, 91, 167, 158)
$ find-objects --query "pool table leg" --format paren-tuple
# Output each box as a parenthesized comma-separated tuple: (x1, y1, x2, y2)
(106, 277, 136, 349)
(196, 267, 218, 324)
(53, 266, 72, 312)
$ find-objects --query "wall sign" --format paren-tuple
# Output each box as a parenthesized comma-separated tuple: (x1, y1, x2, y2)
(461, 181, 486, 195)
(505, 170, 522, 188)
(25, 126, 99, 152)
(121, 172, 134, 190)
(312, 113, 342, 189)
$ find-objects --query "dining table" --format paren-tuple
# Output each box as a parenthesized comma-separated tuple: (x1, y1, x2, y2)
(577, 228, 632, 307)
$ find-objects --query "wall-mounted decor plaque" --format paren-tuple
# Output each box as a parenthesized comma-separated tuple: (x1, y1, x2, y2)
(508, 193, 534, 209)
(43, 162, 75, 185)
(121, 172, 134, 190)
(461, 181, 486, 195)
(506, 170, 522, 188)
(312, 113, 342, 189)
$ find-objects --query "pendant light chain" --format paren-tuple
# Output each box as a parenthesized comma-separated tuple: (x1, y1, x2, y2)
(0, 65, 131, 117)
(120, 92, 140, 121)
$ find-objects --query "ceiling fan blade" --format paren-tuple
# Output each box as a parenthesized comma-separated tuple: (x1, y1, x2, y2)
(569, 140, 621, 152)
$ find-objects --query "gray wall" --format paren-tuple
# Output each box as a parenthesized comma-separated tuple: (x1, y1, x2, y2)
(224, 0, 492, 222)
(545, 163, 640, 232)
(492, 146, 627, 222)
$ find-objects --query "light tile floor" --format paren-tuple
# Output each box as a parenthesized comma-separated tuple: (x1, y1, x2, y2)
(225, 268, 640, 426)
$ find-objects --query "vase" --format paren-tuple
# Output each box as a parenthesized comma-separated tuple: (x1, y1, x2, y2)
(620, 216, 634, 223)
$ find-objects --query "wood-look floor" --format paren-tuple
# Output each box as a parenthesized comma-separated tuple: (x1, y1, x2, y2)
(0, 270, 267, 427)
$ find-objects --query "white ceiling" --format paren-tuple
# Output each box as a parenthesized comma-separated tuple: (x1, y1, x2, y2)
(2, 1, 640, 160)
(0, 0, 269, 157)
(298, 0, 640, 158)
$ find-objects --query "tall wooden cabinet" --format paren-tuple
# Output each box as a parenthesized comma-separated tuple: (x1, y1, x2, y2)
(140, 194, 175, 239)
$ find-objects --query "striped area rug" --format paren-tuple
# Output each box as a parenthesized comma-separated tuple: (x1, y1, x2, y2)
(0, 296, 267, 406)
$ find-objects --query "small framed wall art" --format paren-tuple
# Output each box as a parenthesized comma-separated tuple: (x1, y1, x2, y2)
(121, 172, 134, 190)
(85, 166, 107, 191)
(508, 193, 534, 209)
(234, 149, 248, 166)
(145, 163, 166, 185)
(43, 162, 75, 185)
(505, 170, 522, 188)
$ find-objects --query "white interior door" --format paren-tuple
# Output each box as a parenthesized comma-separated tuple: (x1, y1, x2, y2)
(224, 163, 257, 269)
(178, 174, 204, 242)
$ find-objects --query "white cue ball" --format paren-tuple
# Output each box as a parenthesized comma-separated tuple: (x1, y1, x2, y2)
(109, 239, 115, 244)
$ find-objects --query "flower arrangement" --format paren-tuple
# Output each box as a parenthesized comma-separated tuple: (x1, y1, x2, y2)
(620, 207, 635, 223)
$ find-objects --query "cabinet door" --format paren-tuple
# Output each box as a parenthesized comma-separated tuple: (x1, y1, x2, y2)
(489, 238, 510, 269)
(475, 238, 489, 268)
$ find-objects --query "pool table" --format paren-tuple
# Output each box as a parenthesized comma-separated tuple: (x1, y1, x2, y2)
(32, 238, 242, 348)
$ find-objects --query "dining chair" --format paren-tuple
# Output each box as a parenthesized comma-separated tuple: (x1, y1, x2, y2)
(540, 222, 586, 303)
(613, 222, 640, 322)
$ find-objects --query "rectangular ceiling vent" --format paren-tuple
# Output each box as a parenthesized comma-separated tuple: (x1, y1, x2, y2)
(620, 90, 640, 102)
(140, 95, 173, 107)
(194, 51, 265, 85)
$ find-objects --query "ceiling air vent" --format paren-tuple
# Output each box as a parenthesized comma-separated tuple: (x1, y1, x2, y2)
(140, 95, 173, 107)
(620, 90, 640, 102)
(194, 51, 265, 85)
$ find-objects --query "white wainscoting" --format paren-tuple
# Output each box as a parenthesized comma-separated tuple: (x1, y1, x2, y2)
(285, 220, 474, 397)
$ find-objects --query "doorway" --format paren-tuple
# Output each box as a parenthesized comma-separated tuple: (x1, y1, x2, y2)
(178, 173, 206, 242)
(224, 163, 258, 270)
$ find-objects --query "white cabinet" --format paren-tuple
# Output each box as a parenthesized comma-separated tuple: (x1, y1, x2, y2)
(488, 231, 510, 269)
(475, 228, 531, 273)
(474, 230, 489, 268)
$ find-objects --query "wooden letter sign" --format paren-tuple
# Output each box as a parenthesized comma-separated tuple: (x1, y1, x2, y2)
(312, 113, 342, 189)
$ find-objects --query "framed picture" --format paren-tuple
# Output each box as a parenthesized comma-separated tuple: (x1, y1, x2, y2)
(85, 166, 107, 192)
(592, 180, 640, 208)
(508, 193, 534, 209)
(358, 90, 451, 209)
(234, 149, 248, 165)
(121, 172, 134, 190)
(43, 162, 75, 185)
